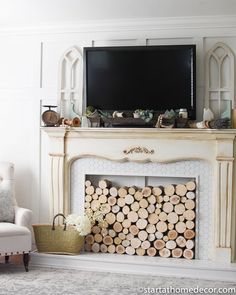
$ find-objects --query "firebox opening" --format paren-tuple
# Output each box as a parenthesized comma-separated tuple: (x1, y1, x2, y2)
(84, 174, 196, 260)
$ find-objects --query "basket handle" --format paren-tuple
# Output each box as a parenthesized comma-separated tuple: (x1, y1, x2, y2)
(52, 213, 67, 231)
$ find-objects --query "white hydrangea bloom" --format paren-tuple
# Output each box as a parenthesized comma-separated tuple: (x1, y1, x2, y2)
(65, 214, 92, 236)
(75, 215, 91, 236)
(64, 214, 77, 225)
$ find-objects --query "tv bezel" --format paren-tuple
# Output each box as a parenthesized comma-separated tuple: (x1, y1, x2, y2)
(83, 45, 196, 119)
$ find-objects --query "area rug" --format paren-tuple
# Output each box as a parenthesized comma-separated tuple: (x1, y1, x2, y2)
(0, 264, 235, 295)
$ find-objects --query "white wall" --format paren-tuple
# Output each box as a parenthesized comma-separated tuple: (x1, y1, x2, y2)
(0, 11, 236, 222)
(1, 0, 236, 28)
(0, 35, 41, 214)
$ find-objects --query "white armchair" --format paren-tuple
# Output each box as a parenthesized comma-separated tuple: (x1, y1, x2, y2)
(0, 162, 32, 271)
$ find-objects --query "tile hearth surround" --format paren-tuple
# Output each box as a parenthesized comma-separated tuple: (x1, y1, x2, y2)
(34, 127, 236, 280)
(71, 158, 211, 260)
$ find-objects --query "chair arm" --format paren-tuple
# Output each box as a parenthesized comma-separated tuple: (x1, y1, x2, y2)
(14, 206, 33, 228)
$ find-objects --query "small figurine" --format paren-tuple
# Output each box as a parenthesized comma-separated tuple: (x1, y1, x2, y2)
(195, 118, 230, 129)
(60, 117, 81, 127)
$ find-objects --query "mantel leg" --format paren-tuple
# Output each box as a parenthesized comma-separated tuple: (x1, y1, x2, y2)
(50, 154, 65, 219)
(214, 159, 233, 262)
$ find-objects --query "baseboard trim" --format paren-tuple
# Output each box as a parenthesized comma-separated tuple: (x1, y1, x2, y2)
(31, 252, 236, 282)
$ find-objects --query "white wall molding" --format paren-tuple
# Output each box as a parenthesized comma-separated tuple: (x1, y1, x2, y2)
(1, 15, 236, 37)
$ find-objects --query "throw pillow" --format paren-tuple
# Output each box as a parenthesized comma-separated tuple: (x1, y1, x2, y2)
(0, 188, 15, 222)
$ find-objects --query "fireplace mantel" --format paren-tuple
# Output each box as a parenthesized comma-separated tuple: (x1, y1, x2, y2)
(42, 127, 236, 263)
(43, 126, 236, 138)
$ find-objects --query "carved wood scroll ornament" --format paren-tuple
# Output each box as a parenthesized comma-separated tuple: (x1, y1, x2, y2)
(123, 146, 155, 155)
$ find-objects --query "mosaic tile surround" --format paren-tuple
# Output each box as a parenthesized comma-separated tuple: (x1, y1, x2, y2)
(70, 158, 212, 260)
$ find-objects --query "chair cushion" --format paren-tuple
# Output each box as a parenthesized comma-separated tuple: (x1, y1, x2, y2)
(0, 223, 31, 255)
(0, 188, 14, 222)
(0, 223, 30, 237)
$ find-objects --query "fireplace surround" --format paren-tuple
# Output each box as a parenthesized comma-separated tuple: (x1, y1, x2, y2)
(32, 127, 236, 280)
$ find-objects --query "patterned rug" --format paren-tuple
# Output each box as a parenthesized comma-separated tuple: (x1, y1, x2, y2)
(0, 264, 235, 295)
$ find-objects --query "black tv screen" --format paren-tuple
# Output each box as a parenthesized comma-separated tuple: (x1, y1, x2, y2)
(84, 45, 196, 119)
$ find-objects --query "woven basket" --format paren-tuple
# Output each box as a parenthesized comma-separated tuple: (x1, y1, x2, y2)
(33, 214, 84, 255)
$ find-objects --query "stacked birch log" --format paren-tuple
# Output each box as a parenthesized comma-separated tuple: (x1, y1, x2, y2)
(84, 179, 196, 259)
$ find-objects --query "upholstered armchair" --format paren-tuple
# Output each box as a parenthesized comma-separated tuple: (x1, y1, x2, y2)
(0, 162, 32, 271)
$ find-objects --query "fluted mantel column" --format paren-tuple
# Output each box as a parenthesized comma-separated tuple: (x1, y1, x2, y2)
(214, 139, 235, 263)
(44, 128, 66, 219)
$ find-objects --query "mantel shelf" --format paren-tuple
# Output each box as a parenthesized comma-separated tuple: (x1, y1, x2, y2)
(41, 127, 236, 140)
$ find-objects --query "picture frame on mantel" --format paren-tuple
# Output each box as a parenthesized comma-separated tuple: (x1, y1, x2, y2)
(205, 42, 234, 120)
(57, 46, 83, 119)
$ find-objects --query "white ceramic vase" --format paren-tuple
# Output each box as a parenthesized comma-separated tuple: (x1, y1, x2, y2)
(203, 108, 214, 121)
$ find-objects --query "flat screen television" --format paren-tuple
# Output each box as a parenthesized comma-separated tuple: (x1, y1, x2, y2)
(84, 45, 196, 119)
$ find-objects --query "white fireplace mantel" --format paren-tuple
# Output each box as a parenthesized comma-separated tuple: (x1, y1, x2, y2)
(42, 127, 236, 264)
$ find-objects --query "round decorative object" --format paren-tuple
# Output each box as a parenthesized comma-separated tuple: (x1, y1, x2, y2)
(42, 105, 60, 126)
